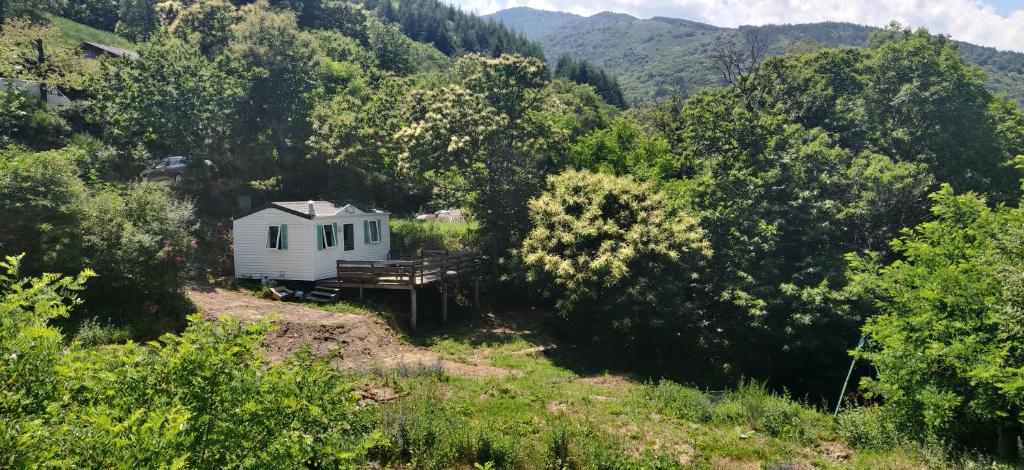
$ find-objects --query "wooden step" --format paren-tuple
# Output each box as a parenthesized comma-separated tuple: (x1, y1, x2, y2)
(306, 294, 336, 303)
(307, 289, 338, 303)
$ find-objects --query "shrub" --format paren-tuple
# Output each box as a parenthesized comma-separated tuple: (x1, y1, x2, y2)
(709, 381, 832, 444)
(837, 406, 901, 452)
(0, 90, 70, 149)
(644, 380, 713, 423)
(373, 380, 524, 469)
(545, 425, 574, 470)
(520, 170, 712, 350)
(389, 219, 476, 256)
(0, 146, 196, 322)
(0, 255, 381, 468)
(73, 317, 132, 346)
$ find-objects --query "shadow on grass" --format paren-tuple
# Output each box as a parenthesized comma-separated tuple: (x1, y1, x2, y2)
(337, 284, 658, 382)
(218, 278, 706, 386)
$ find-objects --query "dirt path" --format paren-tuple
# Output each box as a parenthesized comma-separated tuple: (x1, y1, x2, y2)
(188, 287, 507, 377)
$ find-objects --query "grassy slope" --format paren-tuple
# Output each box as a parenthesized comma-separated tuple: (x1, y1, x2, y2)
(489, 8, 1024, 107)
(288, 294, 934, 468)
(44, 13, 135, 49)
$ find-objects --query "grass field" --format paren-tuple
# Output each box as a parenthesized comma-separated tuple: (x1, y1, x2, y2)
(354, 318, 937, 469)
(221, 270, 1001, 468)
(44, 14, 135, 49)
(285, 296, 945, 469)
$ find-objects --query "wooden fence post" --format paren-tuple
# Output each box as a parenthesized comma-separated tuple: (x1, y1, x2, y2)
(441, 281, 448, 325)
(410, 287, 417, 331)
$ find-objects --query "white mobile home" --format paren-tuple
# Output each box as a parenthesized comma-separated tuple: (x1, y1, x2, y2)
(233, 201, 391, 281)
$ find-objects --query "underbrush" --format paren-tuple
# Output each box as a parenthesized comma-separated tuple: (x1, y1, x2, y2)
(835, 406, 902, 452)
(73, 317, 132, 346)
(390, 218, 477, 255)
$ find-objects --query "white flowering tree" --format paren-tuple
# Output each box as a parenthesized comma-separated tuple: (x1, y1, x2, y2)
(520, 170, 712, 352)
(396, 54, 561, 258)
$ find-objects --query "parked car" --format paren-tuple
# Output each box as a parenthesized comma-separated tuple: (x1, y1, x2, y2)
(141, 156, 218, 183)
(415, 208, 466, 222)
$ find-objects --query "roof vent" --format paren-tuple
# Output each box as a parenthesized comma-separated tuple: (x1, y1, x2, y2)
(307, 200, 315, 216)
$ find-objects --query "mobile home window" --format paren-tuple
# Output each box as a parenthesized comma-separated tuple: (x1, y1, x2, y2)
(369, 220, 381, 243)
(343, 223, 354, 251)
(322, 224, 337, 249)
(266, 225, 282, 250)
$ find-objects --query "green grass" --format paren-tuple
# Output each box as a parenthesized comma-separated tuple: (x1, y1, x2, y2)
(341, 315, 939, 469)
(45, 14, 135, 50)
(260, 286, 971, 468)
(299, 298, 388, 318)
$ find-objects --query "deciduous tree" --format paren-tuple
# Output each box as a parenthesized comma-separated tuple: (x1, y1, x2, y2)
(227, 2, 319, 179)
(850, 185, 1024, 459)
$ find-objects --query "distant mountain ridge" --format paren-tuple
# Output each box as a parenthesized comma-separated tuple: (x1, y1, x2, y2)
(487, 7, 1024, 106)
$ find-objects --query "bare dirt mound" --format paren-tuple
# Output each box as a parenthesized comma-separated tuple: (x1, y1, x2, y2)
(188, 287, 506, 377)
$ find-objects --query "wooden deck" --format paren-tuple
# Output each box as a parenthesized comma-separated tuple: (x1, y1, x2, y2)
(318, 250, 482, 330)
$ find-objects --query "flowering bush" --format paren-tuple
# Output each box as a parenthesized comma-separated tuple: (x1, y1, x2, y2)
(520, 170, 712, 350)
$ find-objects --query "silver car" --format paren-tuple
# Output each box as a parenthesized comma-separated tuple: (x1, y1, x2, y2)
(141, 156, 217, 183)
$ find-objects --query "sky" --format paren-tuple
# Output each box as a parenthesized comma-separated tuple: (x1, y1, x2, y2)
(449, 0, 1024, 53)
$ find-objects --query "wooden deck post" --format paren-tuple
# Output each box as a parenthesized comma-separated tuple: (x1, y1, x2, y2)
(410, 287, 418, 331)
(358, 286, 364, 300)
(441, 282, 448, 325)
(473, 277, 481, 311)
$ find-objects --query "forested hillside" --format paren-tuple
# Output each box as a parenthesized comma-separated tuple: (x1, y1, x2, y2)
(356, 0, 543, 58)
(2, 0, 1024, 466)
(489, 7, 1024, 106)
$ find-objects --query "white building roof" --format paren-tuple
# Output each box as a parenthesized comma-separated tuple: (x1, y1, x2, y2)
(234, 201, 388, 220)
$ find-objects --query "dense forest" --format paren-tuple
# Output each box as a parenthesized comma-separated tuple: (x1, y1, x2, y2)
(357, 0, 543, 58)
(3, 0, 1024, 466)
(554, 54, 626, 109)
(490, 7, 1024, 106)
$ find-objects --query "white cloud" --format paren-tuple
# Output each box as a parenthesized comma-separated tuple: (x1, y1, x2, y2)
(451, 0, 1024, 52)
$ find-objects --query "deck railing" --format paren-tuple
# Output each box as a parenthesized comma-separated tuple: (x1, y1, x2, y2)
(336, 250, 481, 286)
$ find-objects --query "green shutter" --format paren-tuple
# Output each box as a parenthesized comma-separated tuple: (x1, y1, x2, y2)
(376, 218, 383, 242)
(332, 222, 339, 247)
(280, 224, 288, 250)
(316, 224, 324, 250)
(363, 220, 370, 244)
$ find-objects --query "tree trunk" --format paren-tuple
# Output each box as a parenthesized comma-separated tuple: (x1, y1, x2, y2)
(269, 119, 291, 171)
(998, 424, 1020, 463)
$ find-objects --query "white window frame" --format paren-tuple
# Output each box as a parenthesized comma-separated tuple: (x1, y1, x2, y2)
(322, 224, 337, 249)
(368, 220, 381, 244)
(267, 225, 282, 250)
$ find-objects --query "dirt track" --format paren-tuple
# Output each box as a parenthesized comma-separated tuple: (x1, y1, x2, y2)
(188, 287, 506, 377)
